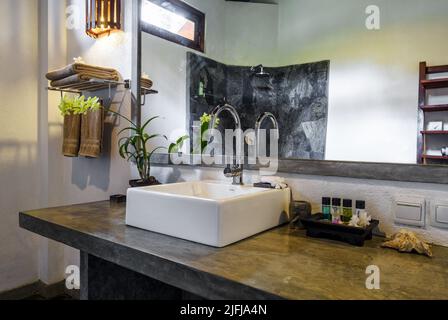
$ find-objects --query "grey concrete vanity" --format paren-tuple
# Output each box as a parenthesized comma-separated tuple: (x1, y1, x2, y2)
(19, 201, 448, 300)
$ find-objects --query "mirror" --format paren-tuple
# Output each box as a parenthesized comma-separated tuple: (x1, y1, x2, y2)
(139, 0, 448, 167)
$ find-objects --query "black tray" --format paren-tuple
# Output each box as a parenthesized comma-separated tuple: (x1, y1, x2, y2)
(300, 213, 379, 246)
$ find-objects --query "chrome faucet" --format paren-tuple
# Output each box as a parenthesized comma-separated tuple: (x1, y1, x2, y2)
(209, 103, 244, 185)
(255, 112, 279, 156)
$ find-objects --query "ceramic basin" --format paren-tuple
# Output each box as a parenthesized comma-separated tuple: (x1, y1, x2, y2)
(126, 181, 291, 247)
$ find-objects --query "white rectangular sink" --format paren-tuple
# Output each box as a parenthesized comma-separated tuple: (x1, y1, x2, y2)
(126, 181, 291, 247)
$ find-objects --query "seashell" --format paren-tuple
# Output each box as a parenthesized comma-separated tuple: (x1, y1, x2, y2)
(348, 214, 360, 227)
(358, 211, 372, 228)
(382, 229, 433, 257)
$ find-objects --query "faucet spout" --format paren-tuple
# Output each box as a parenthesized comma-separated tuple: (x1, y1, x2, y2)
(255, 112, 279, 157)
(209, 104, 241, 133)
(208, 103, 244, 185)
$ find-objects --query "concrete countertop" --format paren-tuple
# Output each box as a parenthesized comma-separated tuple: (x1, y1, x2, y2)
(19, 201, 448, 300)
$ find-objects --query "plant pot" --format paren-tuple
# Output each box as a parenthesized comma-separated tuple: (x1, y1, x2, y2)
(129, 177, 161, 188)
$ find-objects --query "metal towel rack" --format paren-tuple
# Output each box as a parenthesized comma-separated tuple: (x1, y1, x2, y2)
(47, 78, 131, 100)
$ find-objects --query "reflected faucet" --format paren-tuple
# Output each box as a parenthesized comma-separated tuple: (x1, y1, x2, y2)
(255, 112, 279, 157)
(209, 103, 244, 185)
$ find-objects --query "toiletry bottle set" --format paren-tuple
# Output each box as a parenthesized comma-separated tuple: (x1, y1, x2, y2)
(322, 197, 331, 220)
(322, 197, 366, 225)
(331, 198, 342, 224)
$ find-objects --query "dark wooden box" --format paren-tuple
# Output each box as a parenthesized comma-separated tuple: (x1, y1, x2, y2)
(300, 213, 379, 247)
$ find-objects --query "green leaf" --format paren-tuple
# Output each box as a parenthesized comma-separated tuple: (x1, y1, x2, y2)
(148, 147, 167, 161)
(168, 135, 189, 154)
(168, 143, 177, 154)
(58, 95, 75, 116)
(141, 116, 160, 132)
(107, 109, 137, 127)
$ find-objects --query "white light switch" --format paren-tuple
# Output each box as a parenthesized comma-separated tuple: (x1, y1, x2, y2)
(394, 196, 426, 227)
(430, 200, 448, 229)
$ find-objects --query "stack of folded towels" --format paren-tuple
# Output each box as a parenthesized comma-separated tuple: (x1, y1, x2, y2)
(141, 72, 154, 90)
(46, 62, 119, 87)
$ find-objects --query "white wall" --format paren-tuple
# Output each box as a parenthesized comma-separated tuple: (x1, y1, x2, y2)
(143, 0, 448, 164)
(37, 0, 134, 284)
(277, 0, 448, 163)
(0, 0, 134, 293)
(151, 166, 448, 247)
(143, 0, 448, 247)
(223, 2, 279, 66)
(0, 0, 40, 293)
(57, 0, 132, 204)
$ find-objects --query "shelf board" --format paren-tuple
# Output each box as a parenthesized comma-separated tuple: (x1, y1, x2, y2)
(420, 104, 448, 112)
(421, 130, 448, 135)
(142, 88, 158, 95)
(427, 65, 448, 74)
(421, 78, 448, 89)
(422, 155, 448, 160)
(47, 79, 130, 95)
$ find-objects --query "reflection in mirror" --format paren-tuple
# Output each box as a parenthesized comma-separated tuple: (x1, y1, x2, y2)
(140, 0, 448, 166)
(141, 0, 205, 52)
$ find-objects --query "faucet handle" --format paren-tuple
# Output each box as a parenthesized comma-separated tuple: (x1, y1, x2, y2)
(224, 164, 243, 178)
(224, 165, 233, 178)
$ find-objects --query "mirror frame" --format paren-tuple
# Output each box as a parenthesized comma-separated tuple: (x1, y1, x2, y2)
(132, 0, 448, 185)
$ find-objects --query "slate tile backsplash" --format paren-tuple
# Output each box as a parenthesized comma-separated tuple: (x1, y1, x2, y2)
(187, 52, 329, 160)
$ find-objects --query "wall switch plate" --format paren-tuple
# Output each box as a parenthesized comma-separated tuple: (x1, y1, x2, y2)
(394, 196, 426, 227)
(430, 200, 448, 229)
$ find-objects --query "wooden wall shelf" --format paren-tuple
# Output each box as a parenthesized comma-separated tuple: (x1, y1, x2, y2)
(417, 62, 448, 165)
(421, 78, 448, 89)
(420, 104, 448, 112)
(427, 65, 448, 74)
(421, 131, 448, 135)
(422, 155, 448, 160)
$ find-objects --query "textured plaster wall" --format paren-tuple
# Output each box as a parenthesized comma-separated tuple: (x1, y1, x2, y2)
(0, 0, 40, 293)
(152, 166, 448, 247)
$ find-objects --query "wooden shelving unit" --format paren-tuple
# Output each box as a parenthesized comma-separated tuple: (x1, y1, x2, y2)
(417, 62, 448, 165)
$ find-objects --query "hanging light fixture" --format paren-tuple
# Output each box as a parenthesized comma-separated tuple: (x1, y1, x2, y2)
(86, 0, 122, 38)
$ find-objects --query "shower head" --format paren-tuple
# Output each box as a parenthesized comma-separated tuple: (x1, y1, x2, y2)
(251, 64, 270, 78)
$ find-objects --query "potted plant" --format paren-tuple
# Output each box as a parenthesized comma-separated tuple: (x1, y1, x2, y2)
(110, 110, 167, 187)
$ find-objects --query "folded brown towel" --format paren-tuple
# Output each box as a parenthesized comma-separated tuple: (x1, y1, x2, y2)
(62, 114, 81, 157)
(141, 77, 153, 89)
(79, 109, 104, 158)
(50, 73, 119, 88)
(46, 63, 119, 81)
